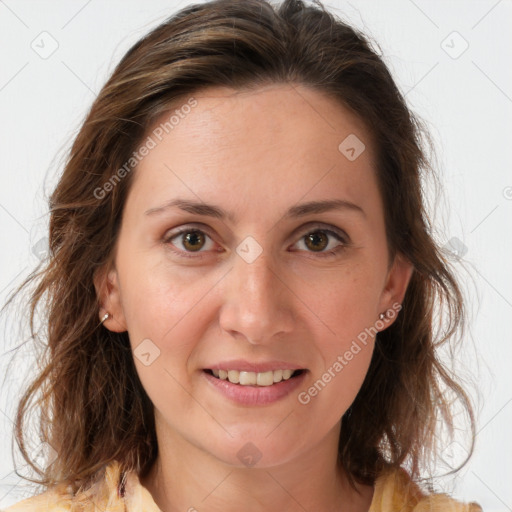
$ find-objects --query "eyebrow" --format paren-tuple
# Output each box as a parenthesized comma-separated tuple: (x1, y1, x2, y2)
(144, 198, 365, 221)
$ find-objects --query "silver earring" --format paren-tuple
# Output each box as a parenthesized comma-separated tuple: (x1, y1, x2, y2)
(379, 312, 386, 320)
(100, 313, 110, 324)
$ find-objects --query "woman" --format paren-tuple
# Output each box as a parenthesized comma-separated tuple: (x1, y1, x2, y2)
(3, 0, 482, 510)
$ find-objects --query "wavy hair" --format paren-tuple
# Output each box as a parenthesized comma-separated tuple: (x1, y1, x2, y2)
(3, 0, 475, 493)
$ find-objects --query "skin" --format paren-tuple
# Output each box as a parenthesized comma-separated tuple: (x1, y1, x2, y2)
(95, 83, 413, 512)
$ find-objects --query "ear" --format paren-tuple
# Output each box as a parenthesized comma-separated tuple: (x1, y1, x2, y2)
(93, 262, 127, 332)
(378, 252, 414, 328)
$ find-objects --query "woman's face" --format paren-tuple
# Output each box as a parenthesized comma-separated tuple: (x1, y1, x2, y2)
(97, 83, 412, 468)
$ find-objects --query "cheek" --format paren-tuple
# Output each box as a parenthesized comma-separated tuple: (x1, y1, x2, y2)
(297, 278, 377, 417)
(298, 260, 384, 337)
(296, 262, 382, 396)
(118, 260, 214, 412)
(117, 246, 207, 342)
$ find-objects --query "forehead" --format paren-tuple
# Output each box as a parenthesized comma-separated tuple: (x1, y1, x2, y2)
(162, 83, 375, 161)
(127, 83, 381, 223)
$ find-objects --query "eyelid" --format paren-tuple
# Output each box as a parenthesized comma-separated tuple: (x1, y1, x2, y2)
(163, 222, 218, 243)
(291, 221, 350, 243)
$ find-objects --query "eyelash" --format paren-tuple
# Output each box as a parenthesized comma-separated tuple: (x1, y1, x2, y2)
(163, 224, 349, 260)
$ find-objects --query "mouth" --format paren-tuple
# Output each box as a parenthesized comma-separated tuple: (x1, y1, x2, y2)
(203, 368, 306, 387)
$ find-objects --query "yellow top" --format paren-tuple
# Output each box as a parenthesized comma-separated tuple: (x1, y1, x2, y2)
(2, 460, 482, 512)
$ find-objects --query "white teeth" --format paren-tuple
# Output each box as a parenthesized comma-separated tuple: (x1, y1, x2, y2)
(239, 371, 257, 385)
(210, 369, 299, 386)
(282, 369, 293, 380)
(256, 371, 274, 386)
(227, 370, 240, 383)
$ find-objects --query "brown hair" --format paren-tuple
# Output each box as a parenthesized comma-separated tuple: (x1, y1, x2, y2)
(3, 0, 475, 493)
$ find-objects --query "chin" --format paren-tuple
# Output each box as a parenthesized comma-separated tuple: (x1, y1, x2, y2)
(196, 432, 306, 470)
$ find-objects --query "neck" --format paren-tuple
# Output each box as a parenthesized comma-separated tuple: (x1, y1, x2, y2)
(140, 422, 373, 512)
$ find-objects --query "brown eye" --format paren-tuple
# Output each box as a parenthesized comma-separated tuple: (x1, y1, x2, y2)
(293, 228, 348, 258)
(304, 232, 329, 252)
(181, 231, 206, 252)
(165, 228, 216, 257)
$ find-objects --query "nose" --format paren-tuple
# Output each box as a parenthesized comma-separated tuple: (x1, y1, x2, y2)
(218, 244, 295, 345)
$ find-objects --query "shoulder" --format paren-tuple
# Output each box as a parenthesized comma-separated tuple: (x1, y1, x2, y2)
(1, 484, 73, 512)
(370, 467, 482, 512)
(1, 461, 126, 512)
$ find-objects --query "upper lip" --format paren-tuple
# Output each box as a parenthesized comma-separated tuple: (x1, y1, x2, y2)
(205, 359, 306, 373)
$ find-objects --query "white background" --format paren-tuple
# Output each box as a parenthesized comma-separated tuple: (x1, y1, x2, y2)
(0, 1, 511, 510)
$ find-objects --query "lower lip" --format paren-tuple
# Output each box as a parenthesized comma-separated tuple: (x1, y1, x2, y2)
(202, 370, 307, 406)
